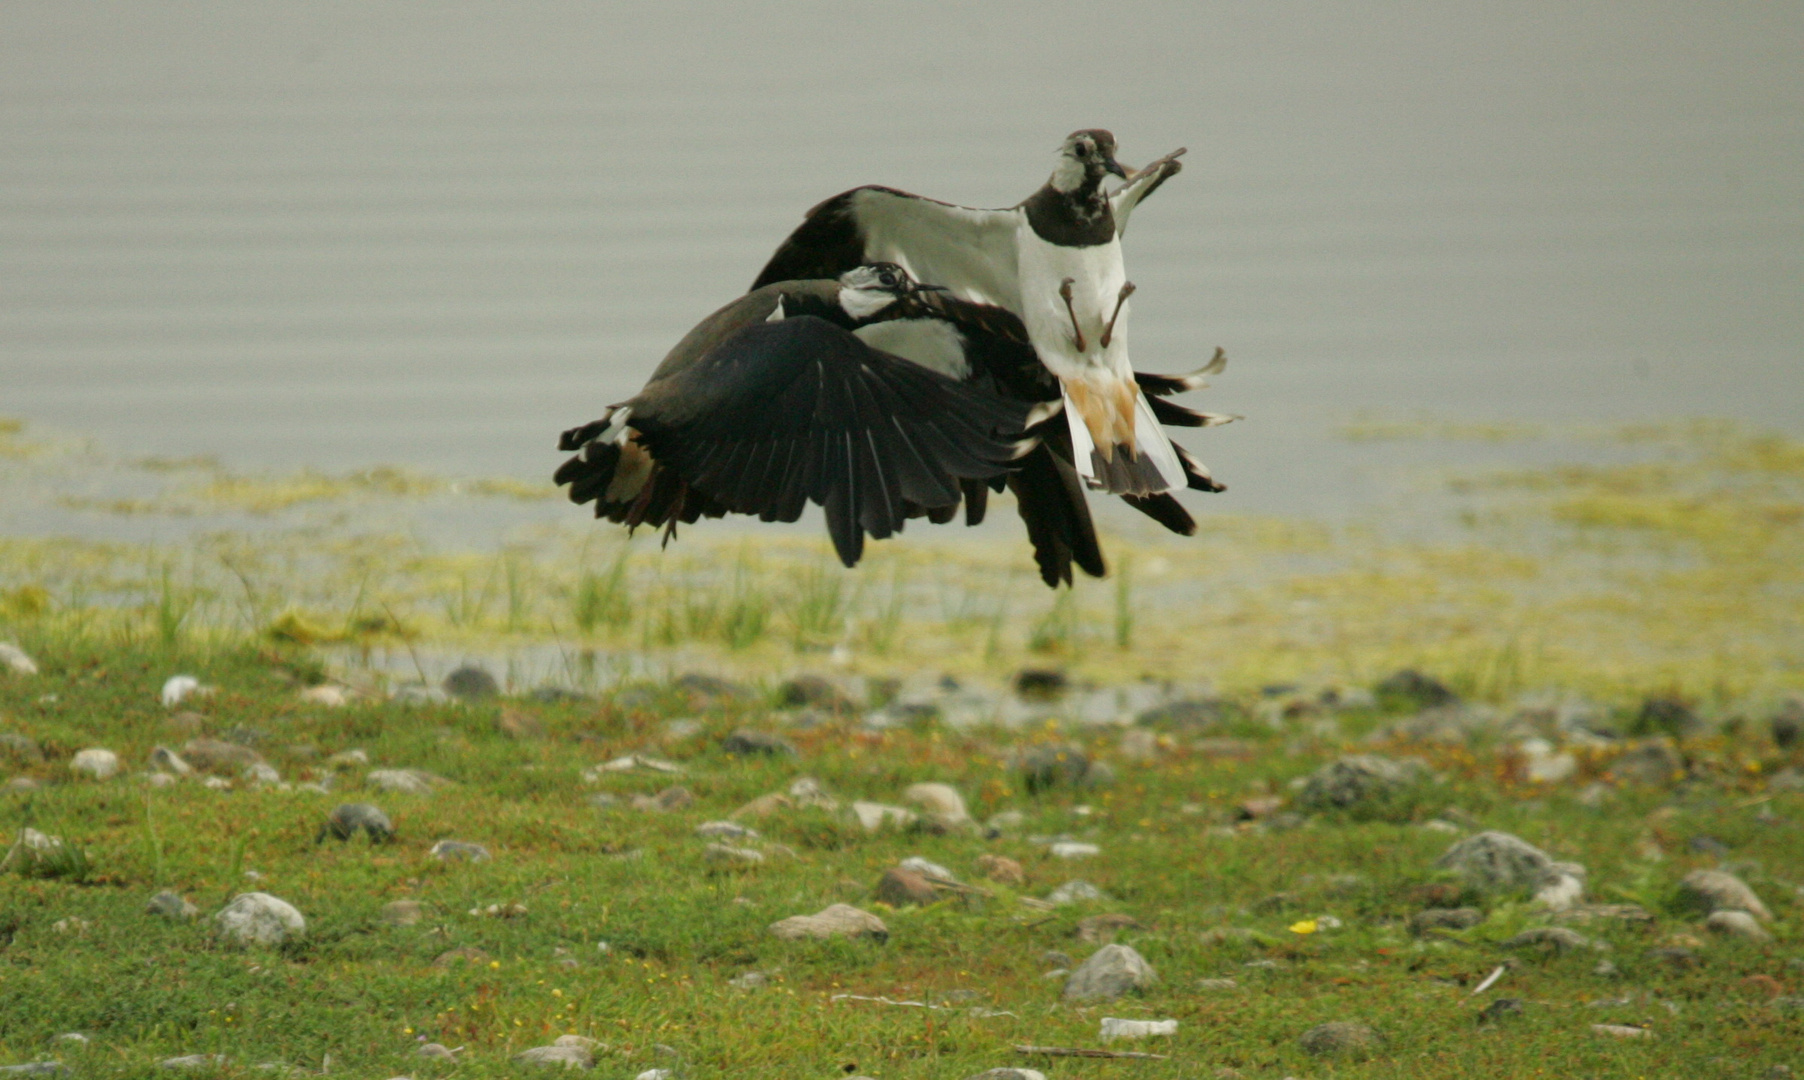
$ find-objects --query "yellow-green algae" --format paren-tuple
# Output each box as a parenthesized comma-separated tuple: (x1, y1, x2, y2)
(2, 418, 1800, 706)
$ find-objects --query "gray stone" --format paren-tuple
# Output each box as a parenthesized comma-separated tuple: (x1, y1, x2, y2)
(964, 1071, 1045, 1080)
(768, 903, 888, 942)
(851, 801, 916, 832)
(179, 739, 264, 772)
(159, 1057, 228, 1070)
(1063, 943, 1158, 1001)
(146, 890, 199, 919)
(696, 821, 759, 840)
(1295, 755, 1429, 812)
(776, 674, 858, 712)
(69, 748, 119, 780)
(1704, 909, 1773, 941)
(319, 803, 393, 843)
(443, 665, 500, 701)
(1298, 1021, 1382, 1057)
(1436, 831, 1554, 892)
(704, 843, 765, 866)
(429, 840, 490, 862)
(0, 1063, 64, 1076)
(216, 892, 305, 946)
(898, 856, 955, 881)
(1409, 908, 1483, 934)
(149, 746, 193, 776)
(416, 1043, 458, 1061)
(1677, 869, 1772, 921)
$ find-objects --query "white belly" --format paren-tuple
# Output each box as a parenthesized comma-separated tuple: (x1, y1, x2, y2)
(1014, 224, 1130, 381)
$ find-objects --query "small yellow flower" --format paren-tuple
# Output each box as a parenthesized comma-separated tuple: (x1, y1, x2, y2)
(1289, 919, 1319, 935)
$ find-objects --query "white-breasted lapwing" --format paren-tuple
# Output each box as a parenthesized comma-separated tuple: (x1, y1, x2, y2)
(751, 130, 1199, 499)
(554, 265, 1035, 568)
(883, 287, 1236, 586)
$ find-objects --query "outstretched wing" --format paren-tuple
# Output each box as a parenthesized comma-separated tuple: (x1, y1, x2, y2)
(1110, 147, 1186, 237)
(629, 315, 1030, 568)
(753, 186, 1023, 312)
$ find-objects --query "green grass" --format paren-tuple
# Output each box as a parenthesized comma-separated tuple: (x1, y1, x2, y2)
(0, 635, 1799, 1079)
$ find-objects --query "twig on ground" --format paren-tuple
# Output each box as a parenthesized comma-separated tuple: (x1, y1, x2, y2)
(1014, 1046, 1170, 1061)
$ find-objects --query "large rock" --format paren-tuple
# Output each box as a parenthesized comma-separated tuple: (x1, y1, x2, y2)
(873, 868, 940, 907)
(1676, 869, 1772, 922)
(0, 643, 39, 676)
(216, 893, 305, 946)
(1296, 755, 1429, 812)
(769, 904, 888, 943)
(1705, 910, 1773, 941)
(1063, 944, 1158, 1001)
(180, 739, 265, 772)
(1435, 831, 1554, 893)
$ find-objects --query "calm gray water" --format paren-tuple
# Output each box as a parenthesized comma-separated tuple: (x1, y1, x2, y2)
(3, 2, 1801, 528)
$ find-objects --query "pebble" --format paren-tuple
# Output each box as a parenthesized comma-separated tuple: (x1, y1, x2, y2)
(1502, 927, 1598, 953)
(1063, 943, 1158, 1001)
(1436, 831, 1555, 893)
(851, 801, 916, 832)
(585, 754, 685, 779)
(159, 676, 204, 707)
(443, 665, 500, 701)
(381, 900, 423, 926)
(146, 891, 199, 919)
(70, 748, 119, 780)
(696, 821, 759, 840)
(768, 904, 888, 942)
(728, 971, 769, 990)
(1196, 977, 1239, 990)
(416, 1043, 457, 1061)
(0, 1064, 64, 1076)
(1295, 755, 1429, 812)
(777, 674, 858, 712)
(3, 777, 42, 793)
(903, 782, 972, 829)
(1047, 880, 1108, 906)
(964, 1070, 1044, 1080)
(873, 867, 939, 906)
(1299, 1021, 1382, 1057)
(512, 1044, 592, 1069)
(704, 844, 765, 866)
(319, 803, 393, 843)
(1705, 909, 1773, 941)
(181, 739, 265, 772)
(216, 893, 305, 946)
(0, 643, 39, 676)
(160, 1056, 228, 1069)
(976, 854, 1026, 886)
(1099, 1017, 1177, 1040)
(149, 746, 194, 776)
(1076, 914, 1145, 943)
(1049, 842, 1101, 859)
(720, 729, 795, 756)
(630, 786, 693, 812)
(429, 840, 491, 862)
(1591, 1023, 1653, 1039)
(787, 776, 839, 809)
(365, 769, 441, 795)
(1676, 869, 1772, 921)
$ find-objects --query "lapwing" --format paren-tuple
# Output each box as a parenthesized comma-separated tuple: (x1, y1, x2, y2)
(752, 130, 1197, 498)
(884, 287, 1236, 586)
(554, 265, 1035, 568)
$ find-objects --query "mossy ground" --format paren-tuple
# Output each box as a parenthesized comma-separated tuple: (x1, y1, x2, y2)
(0, 636, 1800, 1080)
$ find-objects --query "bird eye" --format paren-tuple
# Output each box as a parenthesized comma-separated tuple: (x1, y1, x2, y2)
(1076, 142, 1090, 157)
(879, 271, 897, 287)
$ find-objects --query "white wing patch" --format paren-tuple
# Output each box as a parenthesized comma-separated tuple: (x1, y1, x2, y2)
(851, 189, 1024, 315)
(766, 296, 786, 322)
(1131, 390, 1185, 491)
(854, 319, 970, 379)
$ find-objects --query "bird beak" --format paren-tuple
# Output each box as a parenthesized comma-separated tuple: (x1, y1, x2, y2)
(911, 282, 948, 293)
(1104, 156, 1129, 180)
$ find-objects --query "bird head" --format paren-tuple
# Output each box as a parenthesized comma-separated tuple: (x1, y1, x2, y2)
(836, 262, 944, 320)
(1051, 129, 1128, 193)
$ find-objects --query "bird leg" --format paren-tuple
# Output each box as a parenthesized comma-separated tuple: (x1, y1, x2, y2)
(1059, 278, 1087, 352)
(1100, 281, 1135, 349)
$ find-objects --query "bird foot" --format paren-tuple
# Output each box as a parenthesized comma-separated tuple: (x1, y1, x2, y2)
(1059, 278, 1087, 352)
(1100, 281, 1135, 349)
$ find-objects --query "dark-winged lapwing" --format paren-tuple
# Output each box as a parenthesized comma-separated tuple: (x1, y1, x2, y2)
(752, 130, 1195, 499)
(887, 287, 1235, 586)
(554, 265, 1034, 568)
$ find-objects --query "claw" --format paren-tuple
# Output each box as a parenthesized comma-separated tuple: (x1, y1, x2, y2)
(1059, 278, 1087, 352)
(1100, 281, 1135, 349)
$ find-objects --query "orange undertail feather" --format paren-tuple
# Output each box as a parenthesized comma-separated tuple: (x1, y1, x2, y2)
(1062, 374, 1166, 495)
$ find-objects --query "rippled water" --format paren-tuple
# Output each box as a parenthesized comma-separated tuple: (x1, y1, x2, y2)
(3, 3, 1800, 532)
